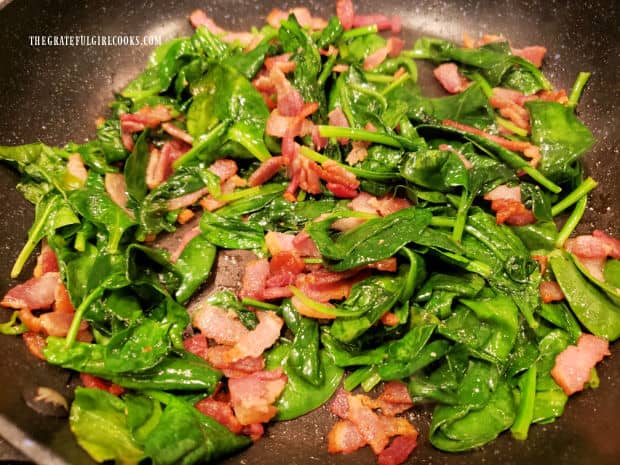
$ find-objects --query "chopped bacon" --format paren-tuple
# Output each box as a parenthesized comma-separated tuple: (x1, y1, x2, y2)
(239, 259, 270, 300)
(22, 332, 47, 360)
(18, 308, 43, 333)
(208, 159, 238, 181)
(566, 230, 620, 260)
(512, 46, 547, 68)
(183, 334, 209, 358)
(266, 7, 327, 30)
(1, 272, 59, 310)
(228, 368, 288, 425)
(266, 109, 314, 138)
(333, 64, 350, 73)
(104, 173, 130, 212)
(540, 281, 565, 303)
(369, 196, 412, 216)
(328, 420, 366, 453)
(312, 125, 329, 150)
(266, 252, 306, 287)
(120, 105, 172, 137)
(196, 397, 243, 434)
(483, 184, 536, 226)
(292, 231, 321, 258)
(242, 422, 265, 442)
(490, 90, 531, 131)
(265, 232, 297, 256)
(532, 254, 548, 275)
(492, 87, 533, 107)
(538, 89, 569, 104)
(442, 119, 540, 165)
(161, 122, 193, 145)
(364, 381, 413, 416)
(205, 345, 265, 378)
(433, 63, 470, 94)
(225, 311, 283, 362)
(278, 89, 305, 117)
(326, 183, 358, 198)
(336, 0, 355, 30)
(169, 226, 201, 263)
(388, 37, 405, 57)
(80, 373, 125, 396)
(193, 304, 250, 346)
(352, 14, 401, 34)
(380, 311, 399, 326)
(167, 187, 209, 211)
(299, 156, 323, 195)
(249, 156, 285, 187)
(319, 160, 360, 190)
(328, 389, 418, 461)
(328, 107, 350, 145)
(346, 140, 371, 165)
(377, 434, 418, 465)
(577, 257, 607, 282)
(265, 53, 296, 74)
(39, 312, 85, 337)
(53, 282, 75, 313)
(146, 139, 191, 190)
(33, 243, 59, 277)
(367, 257, 398, 272)
(551, 334, 610, 395)
(363, 46, 390, 71)
(67, 154, 88, 184)
(294, 270, 361, 305)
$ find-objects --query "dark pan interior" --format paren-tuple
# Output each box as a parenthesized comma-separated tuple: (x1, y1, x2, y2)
(0, 1, 618, 464)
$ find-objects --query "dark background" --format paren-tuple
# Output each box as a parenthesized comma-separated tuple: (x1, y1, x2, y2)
(0, 0, 618, 464)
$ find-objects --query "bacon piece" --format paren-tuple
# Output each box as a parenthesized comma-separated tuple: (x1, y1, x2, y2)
(380, 312, 400, 326)
(33, 243, 59, 277)
(265, 232, 296, 256)
(183, 334, 209, 358)
(189, 9, 259, 46)
(433, 63, 470, 94)
(326, 183, 358, 198)
(266, 109, 315, 138)
(333, 64, 350, 73)
(1, 272, 59, 310)
(241, 422, 265, 442)
(299, 156, 323, 195)
(228, 368, 288, 425)
(80, 373, 125, 396)
(193, 304, 250, 346)
(484, 185, 535, 226)
(292, 231, 321, 258)
(328, 420, 366, 453)
(53, 282, 75, 313)
(540, 281, 565, 303)
(120, 105, 172, 135)
(278, 89, 305, 117)
(18, 308, 43, 333)
(169, 226, 201, 263)
(239, 259, 270, 300)
(205, 345, 265, 378)
(363, 45, 391, 71)
(328, 108, 350, 145)
(161, 122, 193, 145)
(261, 286, 294, 300)
(312, 125, 329, 151)
(365, 381, 413, 416)
(22, 331, 47, 360)
(336, 0, 355, 30)
(346, 140, 370, 165)
(167, 187, 209, 211)
(146, 140, 191, 190)
(208, 159, 238, 181)
(377, 434, 418, 465)
(352, 14, 401, 33)
(319, 160, 360, 190)
(265, 53, 296, 74)
(566, 230, 620, 260)
(266, 252, 305, 287)
(551, 334, 610, 395)
(196, 397, 243, 433)
(225, 311, 283, 362)
(266, 7, 327, 30)
(442, 119, 540, 164)
(369, 195, 412, 216)
(512, 46, 547, 68)
(39, 312, 85, 337)
(294, 270, 359, 304)
(342, 393, 391, 453)
(532, 254, 548, 275)
(249, 156, 285, 187)
(104, 173, 130, 212)
(367, 258, 398, 272)
(490, 89, 531, 131)
(67, 154, 87, 184)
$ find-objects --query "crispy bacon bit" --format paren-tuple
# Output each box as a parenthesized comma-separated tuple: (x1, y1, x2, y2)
(183, 334, 209, 358)
(265, 53, 296, 74)
(328, 107, 351, 145)
(147, 139, 191, 190)
(267, 252, 306, 287)
(33, 242, 59, 277)
(551, 334, 610, 395)
(193, 304, 250, 346)
(205, 345, 266, 378)
(328, 389, 418, 464)
(161, 122, 193, 145)
(375, 381, 414, 416)
(292, 231, 321, 258)
(80, 373, 125, 396)
(367, 257, 398, 272)
(67, 154, 88, 184)
(319, 160, 360, 190)
(442, 119, 540, 165)
(433, 63, 470, 94)
(380, 312, 400, 326)
(336, 0, 355, 30)
(104, 173, 130, 212)
(566, 230, 620, 260)
(196, 397, 243, 433)
(540, 281, 565, 303)
(249, 157, 286, 187)
(484, 185, 536, 226)
(228, 368, 288, 425)
(40, 312, 85, 337)
(326, 183, 358, 198)
(512, 46, 547, 68)
(346, 140, 371, 165)
(22, 332, 47, 360)
(53, 282, 75, 313)
(532, 254, 548, 275)
(177, 208, 195, 225)
(363, 46, 390, 71)
(490, 89, 531, 131)
(266, 7, 327, 30)
(120, 105, 172, 137)
(239, 259, 270, 300)
(225, 311, 283, 362)
(1, 272, 59, 310)
(208, 159, 238, 181)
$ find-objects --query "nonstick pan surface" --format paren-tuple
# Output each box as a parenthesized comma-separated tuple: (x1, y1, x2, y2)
(0, 1, 618, 464)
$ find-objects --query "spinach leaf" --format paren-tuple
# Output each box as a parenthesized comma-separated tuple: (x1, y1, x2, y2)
(265, 340, 343, 421)
(282, 300, 323, 386)
(401, 147, 468, 192)
(123, 131, 150, 204)
(70, 387, 145, 465)
(174, 234, 217, 303)
(527, 101, 595, 184)
(97, 119, 127, 163)
(249, 197, 340, 231)
(200, 212, 265, 250)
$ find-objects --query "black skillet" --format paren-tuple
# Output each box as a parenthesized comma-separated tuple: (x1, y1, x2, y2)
(0, 1, 618, 464)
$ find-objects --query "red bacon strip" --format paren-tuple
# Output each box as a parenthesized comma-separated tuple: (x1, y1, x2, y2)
(551, 334, 610, 395)
(228, 368, 288, 425)
(539, 281, 565, 303)
(1, 272, 59, 310)
(433, 63, 470, 94)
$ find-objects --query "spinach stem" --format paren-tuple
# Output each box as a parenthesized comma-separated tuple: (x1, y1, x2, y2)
(510, 365, 537, 440)
(65, 287, 105, 348)
(452, 190, 469, 243)
(216, 185, 270, 202)
(241, 298, 279, 310)
(350, 84, 387, 110)
(10, 201, 55, 278)
(551, 177, 597, 217)
(381, 73, 410, 96)
(172, 121, 230, 169)
(430, 216, 456, 228)
(317, 125, 402, 148)
(520, 165, 562, 194)
(344, 366, 376, 391)
(469, 72, 493, 99)
(364, 72, 395, 84)
(496, 117, 528, 137)
(303, 258, 323, 264)
(567, 72, 591, 108)
(555, 195, 587, 248)
(317, 53, 337, 88)
(341, 24, 378, 40)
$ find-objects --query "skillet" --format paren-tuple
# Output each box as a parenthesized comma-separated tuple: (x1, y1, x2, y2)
(0, 0, 618, 464)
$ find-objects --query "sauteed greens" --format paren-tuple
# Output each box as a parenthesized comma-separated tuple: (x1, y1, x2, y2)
(1, 2, 618, 465)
